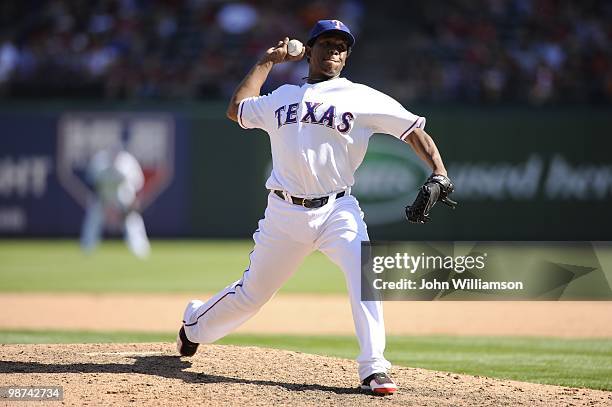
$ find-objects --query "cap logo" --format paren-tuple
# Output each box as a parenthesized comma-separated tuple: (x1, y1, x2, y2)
(332, 20, 342, 29)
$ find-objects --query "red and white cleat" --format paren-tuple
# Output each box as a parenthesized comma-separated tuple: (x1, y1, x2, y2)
(360, 372, 397, 395)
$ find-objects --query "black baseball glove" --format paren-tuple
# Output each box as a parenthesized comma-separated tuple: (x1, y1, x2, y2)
(405, 174, 457, 223)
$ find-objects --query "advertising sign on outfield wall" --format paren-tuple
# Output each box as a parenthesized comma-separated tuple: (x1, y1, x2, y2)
(0, 111, 190, 236)
(56, 113, 175, 210)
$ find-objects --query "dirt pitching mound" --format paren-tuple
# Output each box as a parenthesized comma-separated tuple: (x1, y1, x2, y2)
(1, 343, 610, 406)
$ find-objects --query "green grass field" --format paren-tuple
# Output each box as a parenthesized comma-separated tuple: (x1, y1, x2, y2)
(1, 330, 610, 391)
(0, 240, 346, 293)
(3, 240, 611, 295)
(1, 240, 611, 391)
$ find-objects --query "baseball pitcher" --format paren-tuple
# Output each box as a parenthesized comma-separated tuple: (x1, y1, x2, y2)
(177, 19, 456, 395)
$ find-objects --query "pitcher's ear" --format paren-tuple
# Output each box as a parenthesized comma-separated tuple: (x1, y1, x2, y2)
(305, 45, 312, 63)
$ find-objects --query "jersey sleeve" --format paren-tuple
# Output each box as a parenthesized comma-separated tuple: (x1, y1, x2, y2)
(358, 88, 426, 141)
(237, 89, 280, 132)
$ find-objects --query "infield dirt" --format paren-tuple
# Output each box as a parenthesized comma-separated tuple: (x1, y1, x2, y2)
(1, 343, 611, 406)
(2, 294, 612, 337)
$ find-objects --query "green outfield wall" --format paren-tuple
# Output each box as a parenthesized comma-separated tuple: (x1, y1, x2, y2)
(186, 103, 612, 240)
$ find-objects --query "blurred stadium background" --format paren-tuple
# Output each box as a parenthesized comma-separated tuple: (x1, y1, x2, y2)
(1, 0, 612, 392)
(1, 0, 611, 239)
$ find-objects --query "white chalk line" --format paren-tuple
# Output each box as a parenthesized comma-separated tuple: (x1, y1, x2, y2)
(82, 351, 166, 356)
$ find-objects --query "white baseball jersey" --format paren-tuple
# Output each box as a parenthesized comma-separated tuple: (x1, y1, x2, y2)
(238, 77, 426, 197)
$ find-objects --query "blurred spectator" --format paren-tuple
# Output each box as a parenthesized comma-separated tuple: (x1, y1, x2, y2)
(0, 0, 610, 104)
(216, 3, 258, 34)
(0, 37, 18, 76)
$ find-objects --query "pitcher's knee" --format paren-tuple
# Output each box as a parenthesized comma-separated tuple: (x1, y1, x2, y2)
(234, 286, 274, 312)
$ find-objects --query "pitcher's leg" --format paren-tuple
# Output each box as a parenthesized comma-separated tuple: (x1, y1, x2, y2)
(80, 200, 103, 253)
(183, 218, 312, 344)
(318, 198, 391, 380)
(124, 211, 151, 259)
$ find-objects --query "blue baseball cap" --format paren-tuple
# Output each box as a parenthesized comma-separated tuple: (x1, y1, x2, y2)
(307, 19, 355, 48)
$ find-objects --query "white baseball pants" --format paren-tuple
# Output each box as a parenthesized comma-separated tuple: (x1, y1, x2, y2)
(182, 191, 390, 380)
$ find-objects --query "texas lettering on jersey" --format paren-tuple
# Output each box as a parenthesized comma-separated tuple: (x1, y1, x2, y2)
(238, 78, 425, 195)
(274, 101, 355, 134)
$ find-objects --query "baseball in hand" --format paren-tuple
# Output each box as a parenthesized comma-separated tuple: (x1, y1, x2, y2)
(287, 39, 304, 57)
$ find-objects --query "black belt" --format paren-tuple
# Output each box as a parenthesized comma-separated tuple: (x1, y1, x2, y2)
(273, 190, 346, 209)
